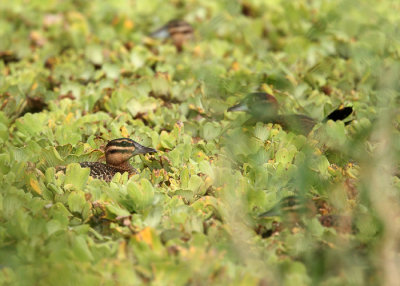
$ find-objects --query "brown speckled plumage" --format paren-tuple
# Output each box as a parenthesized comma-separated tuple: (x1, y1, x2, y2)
(79, 161, 137, 182)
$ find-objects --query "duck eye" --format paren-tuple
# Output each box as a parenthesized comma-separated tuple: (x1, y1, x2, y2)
(120, 141, 131, 147)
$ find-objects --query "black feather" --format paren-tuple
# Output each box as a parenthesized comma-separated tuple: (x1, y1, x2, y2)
(324, 106, 353, 122)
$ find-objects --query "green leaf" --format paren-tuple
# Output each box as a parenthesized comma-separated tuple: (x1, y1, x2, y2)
(72, 236, 94, 262)
(14, 113, 48, 137)
(201, 122, 221, 141)
(127, 179, 155, 211)
(106, 204, 131, 218)
(65, 163, 90, 191)
(0, 111, 9, 143)
(40, 147, 64, 168)
(312, 156, 330, 177)
(254, 123, 270, 141)
(160, 131, 176, 149)
(324, 120, 347, 147)
(68, 191, 86, 213)
(180, 167, 189, 188)
(85, 45, 103, 65)
(276, 148, 290, 165)
(103, 63, 120, 79)
(46, 219, 63, 236)
(188, 175, 205, 195)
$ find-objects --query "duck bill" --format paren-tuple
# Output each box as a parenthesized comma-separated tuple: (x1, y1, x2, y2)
(227, 103, 248, 112)
(136, 145, 157, 155)
(150, 26, 170, 39)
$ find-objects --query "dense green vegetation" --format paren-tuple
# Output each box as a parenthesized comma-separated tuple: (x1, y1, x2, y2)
(1, 0, 399, 285)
